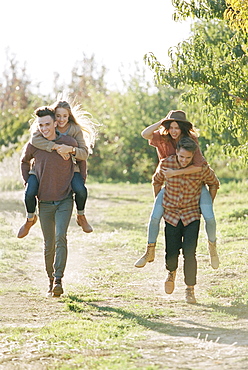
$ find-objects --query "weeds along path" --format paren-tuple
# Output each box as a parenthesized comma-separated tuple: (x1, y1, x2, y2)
(0, 188, 248, 369)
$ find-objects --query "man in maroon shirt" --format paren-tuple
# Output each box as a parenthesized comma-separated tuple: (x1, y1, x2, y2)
(153, 137, 220, 304)
(20, 106, 79, 297)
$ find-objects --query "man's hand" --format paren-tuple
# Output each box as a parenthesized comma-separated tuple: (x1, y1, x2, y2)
(58, 153, 70, 160)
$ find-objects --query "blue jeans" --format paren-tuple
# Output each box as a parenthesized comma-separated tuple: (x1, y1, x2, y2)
(199, 185, 216, 242)
(165, 220, 200, 286)
(148, 188, 165, 244)
(148, 185, 216, 243)
(25, 172, 87, 214)
(24, 174, 39, 215)
(38, 195, 73, 280)
(71, 172, 87, 211)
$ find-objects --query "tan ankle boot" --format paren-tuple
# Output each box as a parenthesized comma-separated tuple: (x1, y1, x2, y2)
(134, 243, 156, 268)
(17, 215, 38, 238)
(164, 270, 177, 294)
(208, 240, 219, 269)
(77, 215, 93, 233)
(185, 286, 196, 304)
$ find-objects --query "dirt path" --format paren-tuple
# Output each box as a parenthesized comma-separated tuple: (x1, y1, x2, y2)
(0, 191, 248, 369)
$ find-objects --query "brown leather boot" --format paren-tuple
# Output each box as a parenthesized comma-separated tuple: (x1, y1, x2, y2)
(134, 243, 156, 268)
(46, 278, 54, 297)
(52, 278, 63, 297)
(208, 240, 219, 269)
(17, 215, 38, 238)
(76, 214, 93, 233)
(164, 270, 177, 294)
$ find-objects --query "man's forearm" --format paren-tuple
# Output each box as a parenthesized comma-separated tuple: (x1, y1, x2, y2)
(153, 184, 162, 197)
(21, 163, 30, 184)
(208, 186, 218, 202)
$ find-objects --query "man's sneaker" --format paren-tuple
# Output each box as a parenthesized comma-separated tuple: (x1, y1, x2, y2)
(185, 286, 196, 304)
(164, 270, 177, 294)
(46, 278, 54, 297)
(52, 279, 63, 297)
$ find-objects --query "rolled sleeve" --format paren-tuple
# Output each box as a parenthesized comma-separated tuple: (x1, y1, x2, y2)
(202, 166, 220, 189)
(152, 162, 165, 186)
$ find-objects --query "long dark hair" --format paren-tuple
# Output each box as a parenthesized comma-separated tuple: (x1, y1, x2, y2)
(161, 120, 197, 142)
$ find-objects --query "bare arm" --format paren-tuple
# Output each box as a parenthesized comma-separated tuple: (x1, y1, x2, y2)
(161, 165, 202, 179)
(141, 119, 164, 140)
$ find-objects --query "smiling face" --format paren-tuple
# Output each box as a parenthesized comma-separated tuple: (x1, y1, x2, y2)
(55, 107, 70, 131)
(176, 147, 194, 168)
(168, 121, 182, 141)
(38, 115, 57, 141)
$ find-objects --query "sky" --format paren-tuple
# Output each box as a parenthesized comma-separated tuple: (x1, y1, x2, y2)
(1, 0, 192, 95)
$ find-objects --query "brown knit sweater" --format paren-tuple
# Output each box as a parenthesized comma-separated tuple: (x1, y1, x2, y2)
(21, 135, 78, 201)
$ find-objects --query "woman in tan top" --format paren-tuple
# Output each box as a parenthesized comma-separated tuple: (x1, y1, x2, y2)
(17, 99, 97, 238)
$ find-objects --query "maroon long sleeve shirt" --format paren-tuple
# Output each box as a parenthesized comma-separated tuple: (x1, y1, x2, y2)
(21, 135, 78, 202)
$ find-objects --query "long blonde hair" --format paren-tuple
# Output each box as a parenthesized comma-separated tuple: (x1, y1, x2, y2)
(51, 95, 99, 154)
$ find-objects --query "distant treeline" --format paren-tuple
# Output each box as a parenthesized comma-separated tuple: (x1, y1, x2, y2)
(0, 53, 247, 183)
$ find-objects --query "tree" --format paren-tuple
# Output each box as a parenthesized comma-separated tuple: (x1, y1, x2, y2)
(0, 52, 43, 159)
(172, 0, 227, 20)
(224, 0, 248, 32)
(65, 56, 182, 182)
(145, 0, 248, 166)
(89, 73, 182, 182)
(87, 68, 182, 182)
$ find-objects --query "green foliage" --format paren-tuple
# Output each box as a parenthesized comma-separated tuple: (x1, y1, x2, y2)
(0, 53, 44, 159)
(89, 82, 181, 182)
(1, 44, 248, 182)
(224, 0, 248, 32)
(145, 2, 248, 167)
(64, 58, 182, 182)
(172, 0, 227, 20)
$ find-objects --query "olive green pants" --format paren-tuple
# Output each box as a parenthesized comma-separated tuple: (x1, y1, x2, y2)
(39, 196, 73, 280)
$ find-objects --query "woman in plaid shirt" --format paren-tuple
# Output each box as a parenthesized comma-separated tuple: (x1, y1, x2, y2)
(135, 110, 219, 270)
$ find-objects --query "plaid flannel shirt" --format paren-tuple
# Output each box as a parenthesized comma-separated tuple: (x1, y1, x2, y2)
(152, 155, 220, 227)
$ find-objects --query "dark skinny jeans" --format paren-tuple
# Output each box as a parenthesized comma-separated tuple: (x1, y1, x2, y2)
(24, 172, 87, 214)
(165, 219, 200, 286)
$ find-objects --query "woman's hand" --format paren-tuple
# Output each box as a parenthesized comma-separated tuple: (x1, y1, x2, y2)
(56, 144, 72, 160)
(56, 144, 72, 154)
(161, 168, 176, 179)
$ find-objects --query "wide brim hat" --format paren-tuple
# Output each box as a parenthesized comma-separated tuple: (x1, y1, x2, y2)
(162, 110, 192, 125)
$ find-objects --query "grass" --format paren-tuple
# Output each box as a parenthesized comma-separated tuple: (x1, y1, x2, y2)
(0, 177, 248, 369)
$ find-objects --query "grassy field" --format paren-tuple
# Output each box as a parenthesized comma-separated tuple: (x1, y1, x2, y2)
(0, 178, 248, 369)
